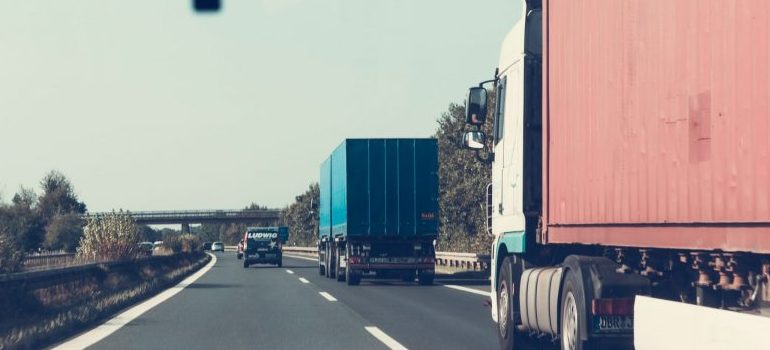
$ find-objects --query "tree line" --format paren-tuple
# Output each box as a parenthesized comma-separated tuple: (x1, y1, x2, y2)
(279, 94, 496, 253)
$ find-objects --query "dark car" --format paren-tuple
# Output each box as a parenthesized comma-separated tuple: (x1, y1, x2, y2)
(242, 227, 288, 268)
(202, 242, 212, 251)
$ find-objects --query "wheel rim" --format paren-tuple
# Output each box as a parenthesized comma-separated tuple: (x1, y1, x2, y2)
(498, 280, 509, 337)
(562, 291, 579, 350)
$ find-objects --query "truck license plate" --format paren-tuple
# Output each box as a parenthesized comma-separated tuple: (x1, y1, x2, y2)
(593, 316, 633, 333)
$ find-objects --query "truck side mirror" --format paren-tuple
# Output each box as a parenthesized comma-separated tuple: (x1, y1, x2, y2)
(466, 87, 488, 125)
(464, 131, 486, 150)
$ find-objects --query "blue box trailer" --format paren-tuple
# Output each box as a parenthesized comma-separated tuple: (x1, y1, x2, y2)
(318, 138, 438, 285)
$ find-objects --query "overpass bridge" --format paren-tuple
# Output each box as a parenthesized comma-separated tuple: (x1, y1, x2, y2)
(84, 209, 281, 232)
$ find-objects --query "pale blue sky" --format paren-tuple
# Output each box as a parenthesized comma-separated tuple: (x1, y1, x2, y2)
(0, 0, 521, 211)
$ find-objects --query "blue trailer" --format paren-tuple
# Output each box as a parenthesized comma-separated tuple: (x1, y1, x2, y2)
(318, 138, 439, 285)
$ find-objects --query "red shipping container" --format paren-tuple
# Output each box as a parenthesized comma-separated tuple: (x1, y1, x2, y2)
(542, 0, 770, 253)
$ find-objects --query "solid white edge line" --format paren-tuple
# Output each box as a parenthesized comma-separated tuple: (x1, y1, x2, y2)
(283, 254, 318, 262)
(365, 326, 408, 350)
(298, 277, 309, 284)
(441, 284, 491, 297)
(286, 269, 295, 274)
(319, 291, 337, 301)
(51, 253, 217, 350)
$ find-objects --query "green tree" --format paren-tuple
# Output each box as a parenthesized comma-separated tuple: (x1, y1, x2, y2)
(38, 170, 87, 223)
(0, 226, 24, 273)
(43, 213, 84, 252)
(434, 91, 496, 253)
(0, 186, 45, 251)
(280, 183, 319, 247)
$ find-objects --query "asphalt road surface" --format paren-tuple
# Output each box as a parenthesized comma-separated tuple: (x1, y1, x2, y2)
(75, 252, 504, 350)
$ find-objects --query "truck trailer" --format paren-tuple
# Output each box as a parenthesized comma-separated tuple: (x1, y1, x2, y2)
(318, 138, 439, 286)
(463, 1, 770, 349)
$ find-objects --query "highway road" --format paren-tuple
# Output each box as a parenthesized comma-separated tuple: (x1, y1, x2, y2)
(65, 252, 514, 350)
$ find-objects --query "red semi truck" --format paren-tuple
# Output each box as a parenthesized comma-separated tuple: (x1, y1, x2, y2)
(463, 1, 770, 349)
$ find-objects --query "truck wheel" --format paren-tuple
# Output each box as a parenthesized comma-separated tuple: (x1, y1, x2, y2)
(401, 271, 416, 282)
(336, 256, 346, 282)
(560, 268, 588, 350)
(328, 246, 337, 278)
(277, 259, 282, 268)
(346, 268, 360, 285)
(497, 256, 522, 350)
(417, 271, 434, 285)
(324, 246, 332, 278)
(319, 261, 326, 275)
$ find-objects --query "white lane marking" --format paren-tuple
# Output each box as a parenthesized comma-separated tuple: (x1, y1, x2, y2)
(441, 284, 491, 297)
(319, 291, 337, 301)
(298, 277, 309, 284)
(286, 269, 294, 274)
(283, 254, 318, 262)
(365, 326, 408, 350)
(52, 253, 217, 350)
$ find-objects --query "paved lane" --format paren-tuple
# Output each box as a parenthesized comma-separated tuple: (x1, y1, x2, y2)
(79, 253, 502, 350)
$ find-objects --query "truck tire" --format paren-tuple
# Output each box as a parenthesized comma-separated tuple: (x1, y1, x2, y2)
(319, 261, 325, 275)
(336, 251, 346, 282)
(324, 246, 332, 278)
(346, 267, 361, 285)
(560, 268, 588, 350)
(401, 271, 416, 282)
(277, 259, 282, 268)
(497, 256, 522, 350)
(329, 244, 337, 279)
(417, 271, 434, 285)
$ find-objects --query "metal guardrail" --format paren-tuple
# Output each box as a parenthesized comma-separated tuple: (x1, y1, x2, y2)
(276, 247, 490, 271)
(1, 254, 197, 290)
(22, 252, 78, 271)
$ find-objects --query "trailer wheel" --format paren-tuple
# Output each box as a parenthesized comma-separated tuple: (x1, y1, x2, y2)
(346, 268, 360, 285)
(417, 271, 434, 285)
(401, 271, 416, 282)
(560, 268, 587, 350)
(336, 261, 346, 282)
(329, 243, 337, 279)
(319, 261, 325, 275)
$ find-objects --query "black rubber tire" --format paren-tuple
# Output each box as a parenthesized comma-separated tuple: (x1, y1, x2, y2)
(346, 268, 361, 285)
(324, 246, 332, 278)
(497, 256, 523, 350)
(277, 259, 282, 268)
(329, 243, 337, 279)
(401, 271, 416, 282)
(243, 261, 249, 268)
(560, 268, 588, 350)
(336, 250, 346, 282)
(417, 271, 434, 285)
(319, 261, 325, 275)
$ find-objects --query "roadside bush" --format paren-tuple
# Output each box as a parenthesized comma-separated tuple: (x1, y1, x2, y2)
(0, 228, 24, 273)
(77, 211, 140, 261)
(163, 234, 201, 254)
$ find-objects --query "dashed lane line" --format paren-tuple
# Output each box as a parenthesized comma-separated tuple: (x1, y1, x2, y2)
(286, 269, 294, 274)
(299, 277, 310, 284)
(365, 326, 408, 350)
(319, 291, 337, 301)
(440, 284, 491, 297)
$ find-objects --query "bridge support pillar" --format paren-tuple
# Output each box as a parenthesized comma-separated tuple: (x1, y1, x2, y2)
(181, 223, 191, 234)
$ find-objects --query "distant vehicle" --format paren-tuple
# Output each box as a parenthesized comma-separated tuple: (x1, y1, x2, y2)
(236, 241, 244, 260)
(137, 242, 153, 255)
(211, 242, 224, 252)
(242, 227, 288, 268)
(202, 242, 212, 251)
(152, 241, 164, 254)
(318, 139, 438, 286)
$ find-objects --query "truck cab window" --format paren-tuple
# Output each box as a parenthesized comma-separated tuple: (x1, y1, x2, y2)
(493, 77, 507, 145)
